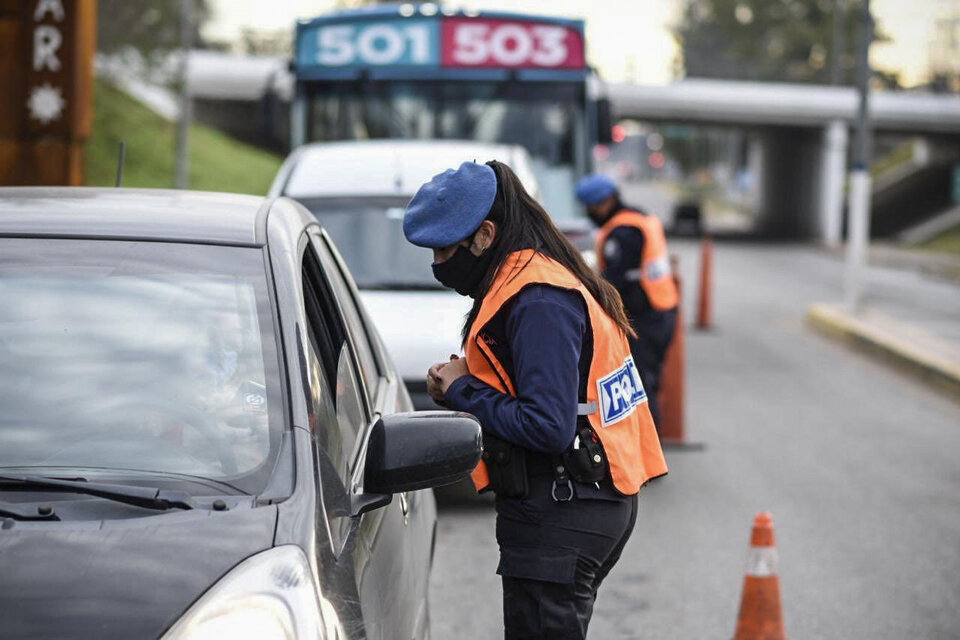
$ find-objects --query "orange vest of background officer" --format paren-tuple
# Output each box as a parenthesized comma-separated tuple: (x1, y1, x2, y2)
(466, 249, 668, 495)
(596, 210, 679, 311)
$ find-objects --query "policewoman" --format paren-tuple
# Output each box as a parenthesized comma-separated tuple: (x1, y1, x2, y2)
(576, 174, 679, 428)
(403, 161, 667, 640)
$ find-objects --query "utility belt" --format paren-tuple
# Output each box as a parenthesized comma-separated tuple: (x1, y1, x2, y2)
(482, 418, 608, 503)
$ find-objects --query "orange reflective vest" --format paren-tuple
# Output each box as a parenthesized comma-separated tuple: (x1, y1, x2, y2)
(465, 250, 668, 496)
(596, 209, 678, 311)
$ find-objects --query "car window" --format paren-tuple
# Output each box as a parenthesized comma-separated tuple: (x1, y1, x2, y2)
(301, 244, 365, 477)
(0, 239, 284, 495)
(309, 233, 381, 399)
(301, 244, 373, 551)
(301, 330, 351, 552)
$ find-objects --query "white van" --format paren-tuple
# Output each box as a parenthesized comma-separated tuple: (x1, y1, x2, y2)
(268, 140, 540, 409)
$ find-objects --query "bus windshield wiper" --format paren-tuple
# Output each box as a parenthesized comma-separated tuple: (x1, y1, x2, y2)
(0, 475, 196, 511)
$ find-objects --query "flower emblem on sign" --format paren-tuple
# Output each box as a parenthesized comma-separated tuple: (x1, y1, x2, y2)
(27, 83, 66, 124)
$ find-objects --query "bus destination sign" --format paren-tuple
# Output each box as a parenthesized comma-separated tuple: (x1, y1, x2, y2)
(297, 14, 585, 73)
(442, 18, 584, 70)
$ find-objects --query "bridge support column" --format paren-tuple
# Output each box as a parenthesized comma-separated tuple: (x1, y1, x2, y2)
(819, 120, 849, 247)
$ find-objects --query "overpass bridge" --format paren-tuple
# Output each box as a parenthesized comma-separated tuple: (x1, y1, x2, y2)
(607, 80, 960, 241)
(169, 52, 960, 241)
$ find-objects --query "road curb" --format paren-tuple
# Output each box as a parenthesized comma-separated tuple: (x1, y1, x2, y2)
(806, 303, 960, 398)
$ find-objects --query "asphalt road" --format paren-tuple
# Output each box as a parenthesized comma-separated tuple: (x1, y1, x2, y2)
(429, 241, 960, 640)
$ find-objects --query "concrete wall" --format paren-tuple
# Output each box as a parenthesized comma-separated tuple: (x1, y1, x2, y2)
(192, 94, 289, 154)
(871, 139, 960, 237)
(752, 127, 826, 238)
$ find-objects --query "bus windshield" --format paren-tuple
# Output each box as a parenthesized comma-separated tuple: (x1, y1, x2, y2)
(306, 81, 586, 221)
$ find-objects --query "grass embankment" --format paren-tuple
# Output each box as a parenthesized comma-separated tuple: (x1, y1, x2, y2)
(921, 225, 960, 255)
(871, 140, 916, 178)
(85, 79, 282, 194)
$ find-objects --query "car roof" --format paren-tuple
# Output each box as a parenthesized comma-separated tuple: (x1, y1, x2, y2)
(0, 187, 270, 246)
(274, 139, 534, 199)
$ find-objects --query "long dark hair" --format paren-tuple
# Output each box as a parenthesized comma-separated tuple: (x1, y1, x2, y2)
(461, 161, 635, 344)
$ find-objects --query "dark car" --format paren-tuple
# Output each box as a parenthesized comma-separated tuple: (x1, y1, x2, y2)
(0, 188, 482, 640)
(671, 200, 703, 237)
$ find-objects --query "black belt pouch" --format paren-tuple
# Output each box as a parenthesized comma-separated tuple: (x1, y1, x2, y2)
(561, 427, 608, 484)
(482, 433, 528, 498)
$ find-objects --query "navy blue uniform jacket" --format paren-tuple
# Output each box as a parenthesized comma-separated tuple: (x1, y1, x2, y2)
(444, 285, 590, 455)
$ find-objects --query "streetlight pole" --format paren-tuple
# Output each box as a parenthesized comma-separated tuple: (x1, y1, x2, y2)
(844, 0, 873, 313)
(175, 0, 193, 190)
(830, 0, 846, 85)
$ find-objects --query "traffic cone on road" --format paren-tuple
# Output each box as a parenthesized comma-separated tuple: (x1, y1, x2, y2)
(733, 512, 786, 640)
(657, 255, 686, 444)
(696, 236, 714, 330)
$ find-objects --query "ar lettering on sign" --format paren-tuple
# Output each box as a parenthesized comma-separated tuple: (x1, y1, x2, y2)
(28, 0, 67, 125)
(34, 0, 65, 20)
(33, 0, 65, 71)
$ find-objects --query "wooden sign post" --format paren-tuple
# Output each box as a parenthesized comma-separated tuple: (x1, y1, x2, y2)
(0, 0, 96, 186)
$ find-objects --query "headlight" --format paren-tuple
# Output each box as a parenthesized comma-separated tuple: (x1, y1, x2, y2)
(162, 545, 335, 640)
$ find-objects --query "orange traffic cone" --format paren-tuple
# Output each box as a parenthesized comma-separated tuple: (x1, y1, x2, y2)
(657, 255, 686, 445)
(733, 512, 786, 640)
(696, 236, 714, 330)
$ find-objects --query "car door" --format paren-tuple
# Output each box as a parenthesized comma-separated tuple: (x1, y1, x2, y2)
(302, 231, 433, 640)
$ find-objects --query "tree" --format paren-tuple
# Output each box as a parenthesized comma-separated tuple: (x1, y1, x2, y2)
(97, 0, 212, 58)
(674, 0, 892, 86)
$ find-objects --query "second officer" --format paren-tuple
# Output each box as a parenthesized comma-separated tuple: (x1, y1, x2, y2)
(404, 160, 668, 640)
(576, 174, 679, 428)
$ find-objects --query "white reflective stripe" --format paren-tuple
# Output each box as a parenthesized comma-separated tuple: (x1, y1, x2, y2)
(644, 255, 672, 280)
(744, 547, 779, 577)
(625, 257, 671, 282)
(577, 402, 597, 415)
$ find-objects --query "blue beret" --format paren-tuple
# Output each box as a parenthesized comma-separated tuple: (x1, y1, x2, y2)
(403, 162, 498, 248)
(575, 174, 617, 205)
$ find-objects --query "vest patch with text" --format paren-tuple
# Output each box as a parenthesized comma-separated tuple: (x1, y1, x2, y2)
(597, 356, 648, 427)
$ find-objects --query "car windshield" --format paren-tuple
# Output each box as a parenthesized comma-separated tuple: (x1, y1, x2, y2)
(299, 197, 442, 290)
(0, 239, 283, 493)
(306, 80, 585, 221)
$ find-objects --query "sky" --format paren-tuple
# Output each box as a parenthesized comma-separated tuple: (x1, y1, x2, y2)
(203, 0, 947, 87)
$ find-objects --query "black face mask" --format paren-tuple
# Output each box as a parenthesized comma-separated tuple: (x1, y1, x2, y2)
(587, 205, 614, 227)
(432, 242, 494, 297)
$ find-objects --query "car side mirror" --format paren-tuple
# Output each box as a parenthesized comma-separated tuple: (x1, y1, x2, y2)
(363, 411, 482, 497)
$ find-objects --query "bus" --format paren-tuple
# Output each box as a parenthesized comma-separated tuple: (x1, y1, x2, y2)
(290, 3, 611, 227)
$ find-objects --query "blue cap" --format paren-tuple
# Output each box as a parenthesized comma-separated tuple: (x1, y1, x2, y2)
(403, 162, 498, 248)
(575, 174, 617, 206)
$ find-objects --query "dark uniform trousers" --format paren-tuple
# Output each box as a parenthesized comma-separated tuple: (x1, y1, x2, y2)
(626, 307, 677, 427)
(495, 472, 639, 639)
